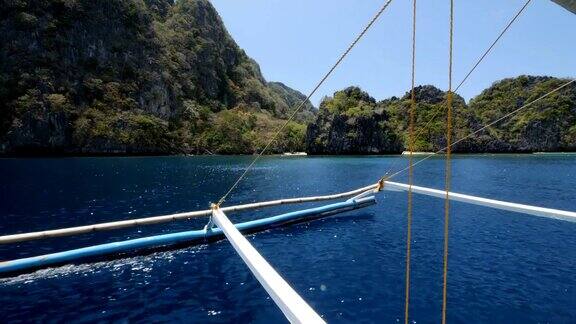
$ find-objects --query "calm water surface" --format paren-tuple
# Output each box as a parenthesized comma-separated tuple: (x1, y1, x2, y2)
(0, 155, 575, 323)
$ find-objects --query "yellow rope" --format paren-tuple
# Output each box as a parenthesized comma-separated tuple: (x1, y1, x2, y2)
(382, 0, 533, 179)
(383, 78, 574, 182)
(442, 1, 454, 323)
(404, 1, 417, 323)
(215, 0, 395, 208)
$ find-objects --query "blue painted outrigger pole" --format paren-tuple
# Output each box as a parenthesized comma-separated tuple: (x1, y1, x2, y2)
(0, 196, 376, 275)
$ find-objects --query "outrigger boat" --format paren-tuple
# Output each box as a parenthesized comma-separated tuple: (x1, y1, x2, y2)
(1, 1, 575, 323)
(0, 190, 378, 274)
(1, 180, 574, 322)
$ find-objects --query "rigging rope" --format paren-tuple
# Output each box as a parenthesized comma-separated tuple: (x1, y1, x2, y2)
(399, 0, 533, 157)
(385, 78, 575, 181)
(442, 1, 454, 323)
(215, 0, 395, 207)
(379, 0, 532, 186)
(455, 0, 532, 91)
(404, 1, 417, 323)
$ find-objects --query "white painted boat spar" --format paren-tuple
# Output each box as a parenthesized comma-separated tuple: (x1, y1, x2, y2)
(383, 181, 576, 222)
(2, 179, 575, 246)
(211, 208, 325, 324)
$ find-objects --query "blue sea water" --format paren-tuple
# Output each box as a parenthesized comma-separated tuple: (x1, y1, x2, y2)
(0, 155, 575, 323)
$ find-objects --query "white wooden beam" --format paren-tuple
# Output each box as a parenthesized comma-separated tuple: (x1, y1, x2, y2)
(211, 208, 325, 324)
(384, 181, 576, 222)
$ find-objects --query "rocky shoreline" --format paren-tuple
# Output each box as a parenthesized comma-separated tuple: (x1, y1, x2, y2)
(306, 77, 576, 155)
(1, 1, 574, 157)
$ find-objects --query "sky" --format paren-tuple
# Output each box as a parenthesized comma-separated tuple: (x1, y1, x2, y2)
(210, 0, 575, 107)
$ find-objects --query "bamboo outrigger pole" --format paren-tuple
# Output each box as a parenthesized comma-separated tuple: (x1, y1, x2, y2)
(0, 184, 378, 244)
(0, 197, 376, 275)
(1, 180, 575, 245)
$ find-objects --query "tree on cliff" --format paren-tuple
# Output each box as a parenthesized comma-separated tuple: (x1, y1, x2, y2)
(306, 87, 402, 154)
(306, 76, 576, 154)
(0, 0, 314, 155)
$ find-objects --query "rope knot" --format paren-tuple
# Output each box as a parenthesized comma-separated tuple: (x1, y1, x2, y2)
(376, 177, 387, 192)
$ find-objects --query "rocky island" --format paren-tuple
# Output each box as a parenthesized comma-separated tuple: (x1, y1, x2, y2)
(1, 1, 574, 156)
(306, 76, 576, 154)
(0, 0, 314, 155)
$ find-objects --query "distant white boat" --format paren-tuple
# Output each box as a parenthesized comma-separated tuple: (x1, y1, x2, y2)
(401, 151, 435, 155)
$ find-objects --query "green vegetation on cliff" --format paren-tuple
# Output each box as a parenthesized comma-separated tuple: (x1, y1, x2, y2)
(306, 87, 401, 154)
(0, 0, 314, 155)
(1, 1, 573, 155)
(469, 76, 576, 152)
(307, 76, 576, 154)
(385, 85, 475, 152)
